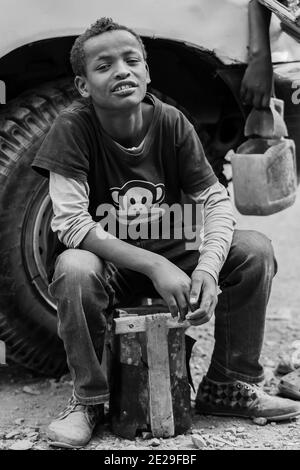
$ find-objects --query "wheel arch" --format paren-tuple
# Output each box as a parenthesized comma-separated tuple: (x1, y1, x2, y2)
(0, 34, 240, 108)
(0, 35, 247, 174)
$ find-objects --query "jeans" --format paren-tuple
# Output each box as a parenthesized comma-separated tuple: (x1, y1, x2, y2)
(48, 230, 277, 405)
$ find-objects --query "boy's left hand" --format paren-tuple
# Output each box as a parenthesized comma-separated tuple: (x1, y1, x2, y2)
(186, 270, 218, 326)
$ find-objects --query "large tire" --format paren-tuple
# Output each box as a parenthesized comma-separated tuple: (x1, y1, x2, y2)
(0, 78, 77, 377)
(0, 78, 231, 377)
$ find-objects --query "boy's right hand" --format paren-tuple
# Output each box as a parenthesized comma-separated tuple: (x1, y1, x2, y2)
(148, 258, 191, 320)
(240, 56, 273, 109)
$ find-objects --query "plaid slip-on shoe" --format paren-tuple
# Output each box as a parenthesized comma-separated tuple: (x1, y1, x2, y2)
(47, 395, 104, 449)
(195, 376, 300, 422)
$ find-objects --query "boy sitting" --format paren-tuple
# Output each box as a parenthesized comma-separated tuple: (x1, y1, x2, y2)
(32, 17, 300, 448)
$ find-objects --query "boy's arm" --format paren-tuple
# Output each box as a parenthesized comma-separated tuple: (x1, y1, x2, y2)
(176, 114, 235, 325)
(49, 172, 98, 248)
(49, 172, 163, 273)
(185, 182, 236, 326)
(49, 172, 192, 318)
(241, 0, 273, 109)
(190, 182, 236, 283)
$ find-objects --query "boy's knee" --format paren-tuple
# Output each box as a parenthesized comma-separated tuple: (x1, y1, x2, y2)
(248, 230, 274, 259)
(234, 230, 276, 273)
(54, 249, 105, 280)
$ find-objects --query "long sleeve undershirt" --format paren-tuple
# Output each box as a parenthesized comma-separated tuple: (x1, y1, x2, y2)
(49, 172, 236, 283)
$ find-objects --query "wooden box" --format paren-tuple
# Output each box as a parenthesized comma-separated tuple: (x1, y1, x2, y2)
(106, 307, 192, 439)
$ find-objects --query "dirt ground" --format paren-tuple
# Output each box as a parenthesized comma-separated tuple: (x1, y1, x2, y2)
(1, 186, 300, 451)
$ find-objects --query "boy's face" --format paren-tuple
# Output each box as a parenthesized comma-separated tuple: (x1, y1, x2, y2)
(75, 30, 150, 111)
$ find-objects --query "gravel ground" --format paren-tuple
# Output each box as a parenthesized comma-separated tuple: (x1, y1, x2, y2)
(0, 186, 300, 451)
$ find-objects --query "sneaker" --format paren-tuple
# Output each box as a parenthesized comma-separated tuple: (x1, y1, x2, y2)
(47, 395, 104, 448)
(195, 376, 300, 421)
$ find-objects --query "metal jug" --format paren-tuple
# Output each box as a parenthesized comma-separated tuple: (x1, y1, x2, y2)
(229, 98, 297, 215)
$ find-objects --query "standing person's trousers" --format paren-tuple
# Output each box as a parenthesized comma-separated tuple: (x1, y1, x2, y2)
(48, 230, 277, 405)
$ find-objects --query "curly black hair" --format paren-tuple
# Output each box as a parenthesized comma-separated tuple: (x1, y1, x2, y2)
(70, 17, 147, 76)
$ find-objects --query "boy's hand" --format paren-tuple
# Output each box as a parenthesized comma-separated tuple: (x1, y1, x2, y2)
(240, 56, 273, 109)
(148, 259, 191, 319)
(186, 270, 218, 326)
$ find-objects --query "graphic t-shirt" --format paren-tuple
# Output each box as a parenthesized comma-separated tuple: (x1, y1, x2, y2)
(32, 93, 217, 239)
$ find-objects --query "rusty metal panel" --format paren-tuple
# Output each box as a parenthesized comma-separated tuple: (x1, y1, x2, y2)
(0, 0, 244, 63)
(0, 340, 6, 366)
(0, 0, 299, 65)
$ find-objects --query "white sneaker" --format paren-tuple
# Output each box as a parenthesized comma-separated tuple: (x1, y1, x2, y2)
(47, 395, 104, 448)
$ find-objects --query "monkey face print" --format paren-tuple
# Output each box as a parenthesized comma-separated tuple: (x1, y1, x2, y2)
(110, 180, 166, 225)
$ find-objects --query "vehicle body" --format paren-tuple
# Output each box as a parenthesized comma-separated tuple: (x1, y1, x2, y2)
(0, 0, 299, 376)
